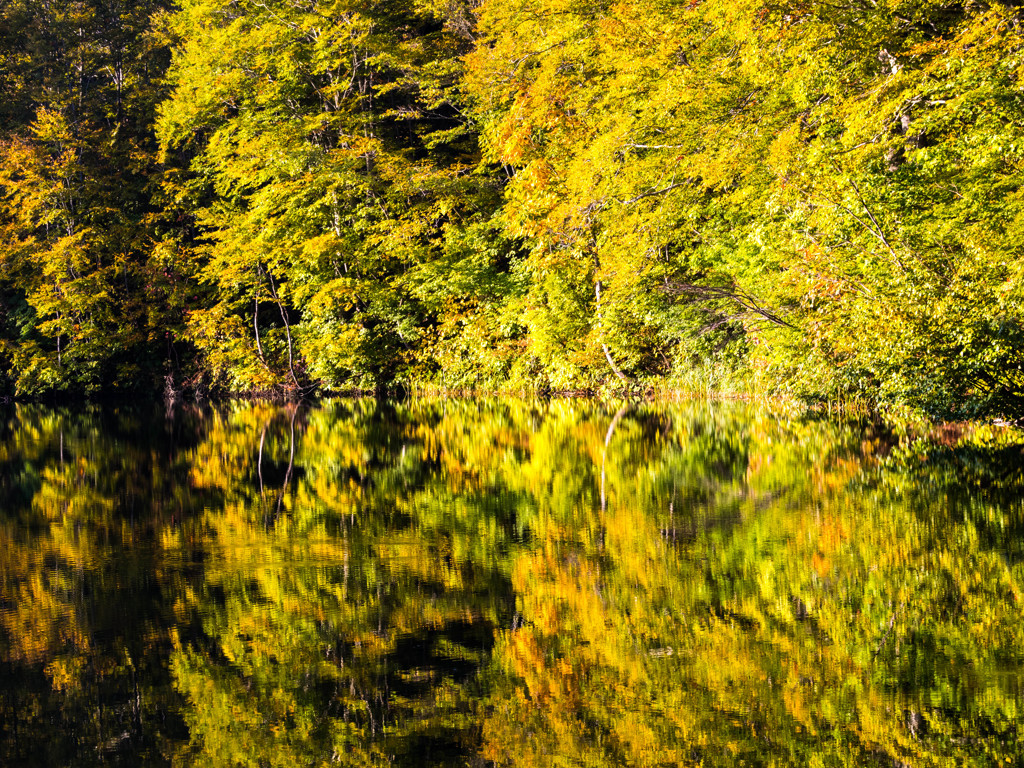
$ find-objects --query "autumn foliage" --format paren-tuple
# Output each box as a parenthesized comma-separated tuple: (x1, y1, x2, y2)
(1, 0, 1024, 416)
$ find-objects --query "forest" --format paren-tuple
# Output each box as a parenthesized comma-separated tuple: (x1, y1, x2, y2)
(1, 0, 1023, 419)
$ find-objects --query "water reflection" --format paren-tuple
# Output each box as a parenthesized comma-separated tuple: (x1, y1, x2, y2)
(1, 400, 1022, 766)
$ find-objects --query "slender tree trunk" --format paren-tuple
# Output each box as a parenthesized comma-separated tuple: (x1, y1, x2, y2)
(262, 266, 300, 388)
(595, 279, 629, 383)
(253, 269, 264, 361)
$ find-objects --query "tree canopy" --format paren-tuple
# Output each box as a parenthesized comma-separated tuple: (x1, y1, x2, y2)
(1, 0, 1023, 416)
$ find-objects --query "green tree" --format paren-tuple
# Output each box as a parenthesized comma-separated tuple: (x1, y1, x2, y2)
(157, 0, 507, 394)
(0, 0, 176, 397)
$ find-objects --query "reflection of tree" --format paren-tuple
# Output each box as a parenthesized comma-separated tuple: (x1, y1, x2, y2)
(168, 399, 520, 766)
(0, 404, 210, 766)
(2, 400, 1023, 767)
(481, 408, 1024, 767)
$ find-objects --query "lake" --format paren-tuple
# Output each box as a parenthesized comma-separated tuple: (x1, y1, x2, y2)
(1, 399, 1022, 766)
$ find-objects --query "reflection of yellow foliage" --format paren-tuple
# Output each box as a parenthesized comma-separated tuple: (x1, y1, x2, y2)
(4, 399, 1024, 766)
(45, 656, 84, 692)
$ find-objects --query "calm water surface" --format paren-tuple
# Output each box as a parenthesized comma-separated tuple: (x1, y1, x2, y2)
(1, 399, 1023, 766)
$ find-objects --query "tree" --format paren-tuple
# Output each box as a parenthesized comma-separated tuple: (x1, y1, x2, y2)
(0, 0, 176, 397)
(158, 0, 504, 393)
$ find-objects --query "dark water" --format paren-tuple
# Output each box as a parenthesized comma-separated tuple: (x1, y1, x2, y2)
(1, 399, 1023, 766)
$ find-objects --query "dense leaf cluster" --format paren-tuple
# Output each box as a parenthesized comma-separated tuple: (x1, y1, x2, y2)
(2, 0, 1024, 416)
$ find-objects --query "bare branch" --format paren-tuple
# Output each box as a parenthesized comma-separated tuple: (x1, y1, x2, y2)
(663, 280, 798, 330)
(616, 181, 690, 205)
